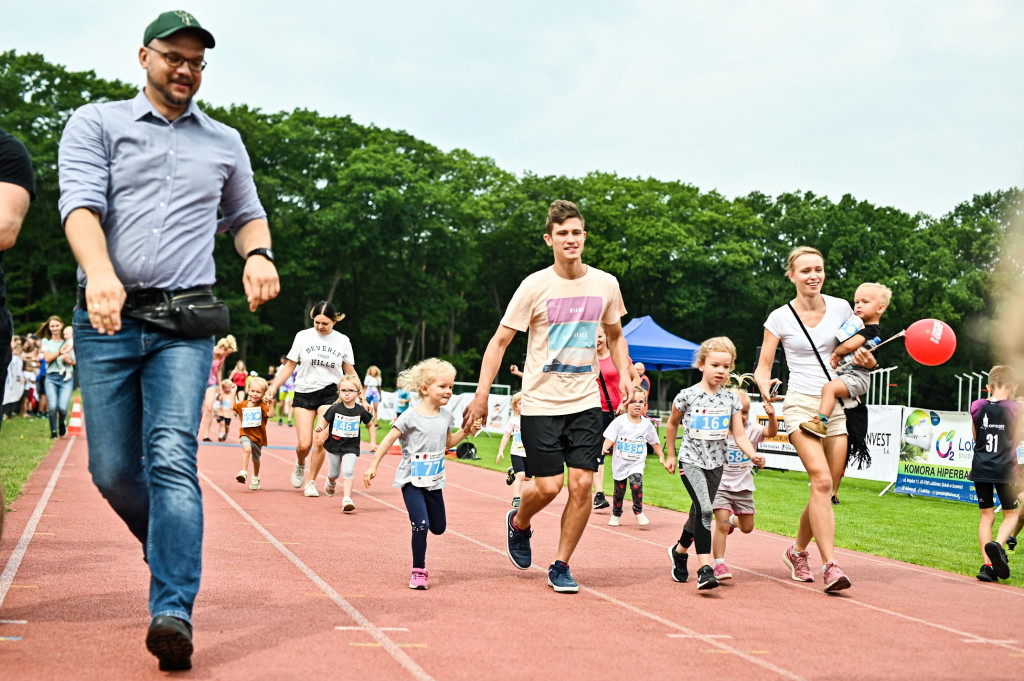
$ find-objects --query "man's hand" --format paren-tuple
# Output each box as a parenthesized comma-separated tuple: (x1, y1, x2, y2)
(84, 270, 127, 335)
(461, 394, 488, 432)
(242, 256, 280, 312)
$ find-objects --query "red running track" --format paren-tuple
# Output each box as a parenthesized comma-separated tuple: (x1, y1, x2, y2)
(2, 422, 1024, 680)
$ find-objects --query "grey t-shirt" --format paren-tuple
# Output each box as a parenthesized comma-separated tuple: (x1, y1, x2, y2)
(671, 385, 742, 470)
(392, 408, 455, 491)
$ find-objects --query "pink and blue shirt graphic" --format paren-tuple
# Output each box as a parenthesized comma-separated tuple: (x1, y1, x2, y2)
(543, 296, 604, 374)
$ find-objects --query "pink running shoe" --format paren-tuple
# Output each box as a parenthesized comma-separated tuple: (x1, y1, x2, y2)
(409, 568, 428, 590)
(713, 562, 732, 580)
(823, 561, 851, 592)
(783, 545, 814, 582)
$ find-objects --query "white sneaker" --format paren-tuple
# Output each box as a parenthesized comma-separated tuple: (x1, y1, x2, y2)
(342, 497, 355, 513)
(636, 512, 650, 526)
(250, 476, 261, 491)
(304, 480, 319, 497)
(608, 515, 620, 527)
(290, 463, 305, 488)
(235, 470, 247, 484)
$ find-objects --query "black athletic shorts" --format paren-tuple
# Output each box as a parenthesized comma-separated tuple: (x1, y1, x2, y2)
(510, 454, 529, 477)
(520, 407, 603, 478)
(975, 480, 1019, 510)
(293, 383, 338, 411)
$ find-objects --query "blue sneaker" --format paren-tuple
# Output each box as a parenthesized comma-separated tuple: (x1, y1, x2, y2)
(547, 560, 579, 593)
(506, 509, 532, 569)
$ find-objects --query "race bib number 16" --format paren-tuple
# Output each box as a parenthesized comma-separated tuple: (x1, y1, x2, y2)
(688, 407, 730, 441)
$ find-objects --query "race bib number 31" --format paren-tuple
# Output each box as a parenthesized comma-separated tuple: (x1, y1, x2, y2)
(241, 407, 263, 429)
(688, 407, 730, 441)
(410, 449, 446, 488)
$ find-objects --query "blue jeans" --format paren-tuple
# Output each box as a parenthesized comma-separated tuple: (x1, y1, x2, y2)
(44, 371, 74, 434)
(73, 308, 213, 624)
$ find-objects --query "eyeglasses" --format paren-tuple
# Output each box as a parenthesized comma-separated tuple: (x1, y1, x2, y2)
(145, 45, 206, 72)
(339, 388, 358, 394)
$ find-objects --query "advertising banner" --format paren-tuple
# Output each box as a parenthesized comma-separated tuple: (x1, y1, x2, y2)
(894, 409, 977, 503)
(751, 402, 903, 483)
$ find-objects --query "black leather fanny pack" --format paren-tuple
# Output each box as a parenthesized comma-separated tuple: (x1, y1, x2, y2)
(79, 286, 230, 338)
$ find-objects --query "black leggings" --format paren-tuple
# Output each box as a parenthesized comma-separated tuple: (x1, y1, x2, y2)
(679, 463, 723, 555)
(401, 484, 447, 569)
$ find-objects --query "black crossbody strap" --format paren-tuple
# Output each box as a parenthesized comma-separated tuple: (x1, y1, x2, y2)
(597, 365, 615, 411)
(787, 303, 849, 408)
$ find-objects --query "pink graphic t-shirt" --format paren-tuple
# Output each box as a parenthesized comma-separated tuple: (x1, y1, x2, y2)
(501, 266, 625, 416)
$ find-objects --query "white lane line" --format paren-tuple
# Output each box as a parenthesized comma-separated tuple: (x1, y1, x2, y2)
(443, 476, 1024, 655)
(355, 489, 808, 681)
(668, 633, 732, 639)
(0, 438, 75, 610)
(336, 626, 409, 632)
(0, 620, 28, 625)
(198, 470, 435, 681)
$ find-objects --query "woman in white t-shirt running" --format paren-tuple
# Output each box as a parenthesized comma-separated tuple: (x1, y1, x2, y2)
(754, 246, 875, 593)
(267, 301, 357, 498)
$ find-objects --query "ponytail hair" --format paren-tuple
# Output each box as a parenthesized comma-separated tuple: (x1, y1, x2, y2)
(310, 301, 345, 323)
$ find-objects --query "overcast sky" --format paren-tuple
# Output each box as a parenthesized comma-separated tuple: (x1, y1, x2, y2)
(4, 1, 1022, 218)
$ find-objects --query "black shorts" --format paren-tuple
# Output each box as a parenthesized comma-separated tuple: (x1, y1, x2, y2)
(599, 410, 614, 458)
(975, 481, 1019, 510)
(520, 407, 603, 478)
(510, 455, 529, 477)
(293, 384, 338, 410)
(216, 416, 231, 425)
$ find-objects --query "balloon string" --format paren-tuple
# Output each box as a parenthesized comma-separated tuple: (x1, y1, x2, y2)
(835, 330, 906, 371)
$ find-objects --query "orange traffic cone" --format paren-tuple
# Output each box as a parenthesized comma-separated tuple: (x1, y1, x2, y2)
(66, 397, 85, 437)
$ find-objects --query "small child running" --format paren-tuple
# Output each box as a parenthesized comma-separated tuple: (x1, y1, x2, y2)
(603, 386, 664, 527)
(665, 337, 760, 591)
(215, 379, 237, 442)
(970, 365, 1021, 582)
(497, 392, 531, 508)
(316, 375, 376, 512)
(364, 358, 481, 590)
(801, 282, 890, 437)
(232, 377, 272, 490)
(709, 378, 774, 580)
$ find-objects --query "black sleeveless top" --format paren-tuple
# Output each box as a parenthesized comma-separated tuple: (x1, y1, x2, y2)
(971, 400, 1018, 484)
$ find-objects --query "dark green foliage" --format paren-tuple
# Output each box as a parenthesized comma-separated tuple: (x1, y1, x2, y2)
(2, 51, 1017, 407)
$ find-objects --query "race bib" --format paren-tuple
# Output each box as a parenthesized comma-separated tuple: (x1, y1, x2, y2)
(615, 437, 647, 461)
(511, 430, 525, 456)
(332, 413, 361, 438)
(410, 449, 446, 488)
(241, 407, 263, 428)
(724, 446, 751, 472)
(688, 407, 730, 441)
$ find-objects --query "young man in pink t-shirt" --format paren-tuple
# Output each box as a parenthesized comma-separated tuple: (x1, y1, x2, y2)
(462, 200, 631, 593)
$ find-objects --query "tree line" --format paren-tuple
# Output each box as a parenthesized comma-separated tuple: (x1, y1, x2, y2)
(1, 51, 1016, 410)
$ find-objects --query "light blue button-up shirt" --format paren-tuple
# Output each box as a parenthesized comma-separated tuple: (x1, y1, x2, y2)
(58, 90, 267, 291)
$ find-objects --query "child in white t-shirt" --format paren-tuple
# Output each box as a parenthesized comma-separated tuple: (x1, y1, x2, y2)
(497, 392, 531, 508)
(602, 386, 663, 527)
(710, 381, 774, 580)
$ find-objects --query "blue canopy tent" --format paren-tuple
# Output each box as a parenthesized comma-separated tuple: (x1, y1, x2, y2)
(621, 316, 699, 371)
(622, 316, 699, 412)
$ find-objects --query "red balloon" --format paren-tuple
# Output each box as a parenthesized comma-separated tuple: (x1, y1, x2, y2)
(904, 319, 956, 366)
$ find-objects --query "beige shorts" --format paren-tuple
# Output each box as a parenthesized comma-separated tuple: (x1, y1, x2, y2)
(782, 391, 847, 437)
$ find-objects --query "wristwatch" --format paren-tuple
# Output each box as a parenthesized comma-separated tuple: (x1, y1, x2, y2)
(246, 247, 275, 263)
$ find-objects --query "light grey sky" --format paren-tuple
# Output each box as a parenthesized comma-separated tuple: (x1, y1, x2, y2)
(5, 1, 1022, 218)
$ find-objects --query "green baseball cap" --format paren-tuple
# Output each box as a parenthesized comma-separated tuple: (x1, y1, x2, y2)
(143, 10, 215, 48)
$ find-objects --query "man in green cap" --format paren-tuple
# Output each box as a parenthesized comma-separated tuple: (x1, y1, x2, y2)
(58, 9, 279, 671)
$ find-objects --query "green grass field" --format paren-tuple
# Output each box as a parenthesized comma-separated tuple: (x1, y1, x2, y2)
(454, 426, 1024, 587)
(4, 415, 1020, 587)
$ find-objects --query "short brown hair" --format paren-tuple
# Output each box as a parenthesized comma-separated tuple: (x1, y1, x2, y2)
(546, 200, 584, 235)
(989, 365, 1019, 389)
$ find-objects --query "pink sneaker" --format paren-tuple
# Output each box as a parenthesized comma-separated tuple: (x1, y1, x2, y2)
(783, 545, 814, 582)
(713, 562, 732, 580)
(409, 568, 428, 590)
(823, 561, 851, 592)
